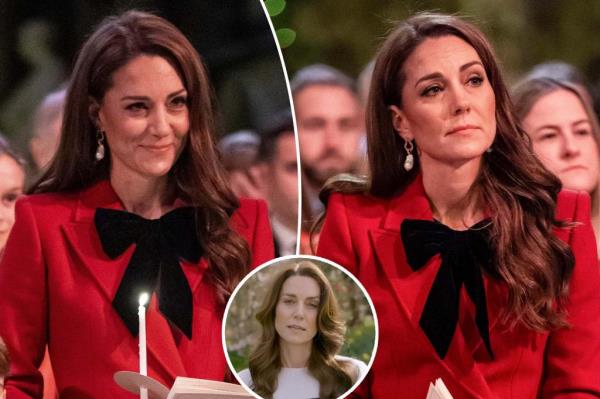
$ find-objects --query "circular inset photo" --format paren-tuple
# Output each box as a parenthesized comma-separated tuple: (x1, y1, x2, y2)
(223, 255, 378, 399)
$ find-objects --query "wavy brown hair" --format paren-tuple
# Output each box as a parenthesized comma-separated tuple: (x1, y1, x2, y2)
(248, 261, 354, 399)
(30, 10, 250, 303)
(318, 13, 574, 332)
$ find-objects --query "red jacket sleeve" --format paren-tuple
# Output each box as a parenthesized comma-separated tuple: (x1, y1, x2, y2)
(249, 200, 274, 269)
(317, 193, 370, 399)
(542, 191, 600, 398)
(316, 193, 359, 276)
(0, 199, 47, 398)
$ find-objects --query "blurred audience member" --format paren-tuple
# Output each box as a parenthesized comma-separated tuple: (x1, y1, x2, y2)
(526, 61, 587, 87)
(256, 111, 298, 256)
(291, 64, 365, 214)
(0, 20, 65, 151)
(219, 129, 261, 171)
(514, 76, 600, 257)
(219, 129, 264, 200)
(0, 135, 25, 252)
(30, 88, 66, 171)
(0, 337, 8, 399)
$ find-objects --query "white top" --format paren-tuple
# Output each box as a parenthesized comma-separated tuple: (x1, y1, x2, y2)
(238, 356, 368, 399)
(271, 216, 297, 256)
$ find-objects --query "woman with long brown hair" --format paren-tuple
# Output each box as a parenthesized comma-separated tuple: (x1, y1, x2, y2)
(316, 13, 600, 398)
(513, 76, 600, 258)
(239, 261, 366, 399)
(0, 11, 273, 398)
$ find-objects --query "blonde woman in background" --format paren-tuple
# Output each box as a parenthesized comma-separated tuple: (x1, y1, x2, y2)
(514, 76, 600, 258)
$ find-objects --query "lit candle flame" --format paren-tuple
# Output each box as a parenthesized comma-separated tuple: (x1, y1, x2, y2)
(139, 292, 149, 307)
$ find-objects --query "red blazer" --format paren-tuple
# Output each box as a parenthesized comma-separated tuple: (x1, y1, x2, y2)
(317, 176, 600, 399)
(0, 180, 274, 398)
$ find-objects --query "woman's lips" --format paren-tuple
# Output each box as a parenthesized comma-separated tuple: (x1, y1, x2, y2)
(562, 165, 587, 173)
(141, 144, 172, 152)
(288, 324, 306, 331)
(446, 124, 479, 135)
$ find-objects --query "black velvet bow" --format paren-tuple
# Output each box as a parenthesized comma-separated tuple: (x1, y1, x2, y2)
(94, 207, 202, 339)
(400, 218, 494, 359)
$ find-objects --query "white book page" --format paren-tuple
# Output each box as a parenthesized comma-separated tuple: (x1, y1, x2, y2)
(425, 378, 453, 399)
(171, 377, 248, 393)
(434, 378, 453, 399)
(168, 377, 252, 399)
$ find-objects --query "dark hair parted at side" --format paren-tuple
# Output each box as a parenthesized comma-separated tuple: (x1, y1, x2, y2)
(257, 109, 294, 162)
(249, 261, 353, 399)
(30, 10, 250, 303)
(321, 13, 574, 331)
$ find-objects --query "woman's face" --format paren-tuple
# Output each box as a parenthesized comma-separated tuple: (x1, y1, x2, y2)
(96, 54, 190, 182)
(390, 35, 496, 169)
(0, 154, 24, 250)
(522, 89, 600, 193)
(275, 275, 320, 347)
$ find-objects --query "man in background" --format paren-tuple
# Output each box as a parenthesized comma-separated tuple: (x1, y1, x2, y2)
(291, 64, 365, 214)
(218, 129, 263, 199)
(255, 111, 298, 256)
(219, 112, 298, 256)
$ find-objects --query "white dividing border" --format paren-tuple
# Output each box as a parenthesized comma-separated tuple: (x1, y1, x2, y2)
(256, 0, 303, 256)
(222, 254, 380, 399)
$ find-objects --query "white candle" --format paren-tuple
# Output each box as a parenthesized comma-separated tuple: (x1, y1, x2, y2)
(138, 292, 149, 399)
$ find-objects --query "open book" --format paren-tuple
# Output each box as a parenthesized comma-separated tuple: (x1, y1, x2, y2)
(114, 371, 252, 399)
(426, 378, 453, 399)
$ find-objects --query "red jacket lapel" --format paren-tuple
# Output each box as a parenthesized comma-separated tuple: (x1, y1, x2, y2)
(370, 175, 436, 329)
(369, 175, 496, 398)
(146, 295, 187, 380)
(61, 180, 129, 309)
(60, 180, 188, 381)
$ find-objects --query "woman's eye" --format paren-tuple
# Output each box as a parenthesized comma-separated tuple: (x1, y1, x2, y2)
(575, 128, 591, 136)
(308, 302, 319, 308)
(126, 102, 147, 112)
(468, 75, 484, 86)
(539, 132, 557, 141)
(421, 85, 442, 97)
(5, 194, 18, 202)
(170, 96, 188, 108)
(2, 193, 21, 206)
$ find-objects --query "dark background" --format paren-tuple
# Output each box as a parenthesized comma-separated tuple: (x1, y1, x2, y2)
(0, 0, 291, 153)
(274, 0, 600, 86)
